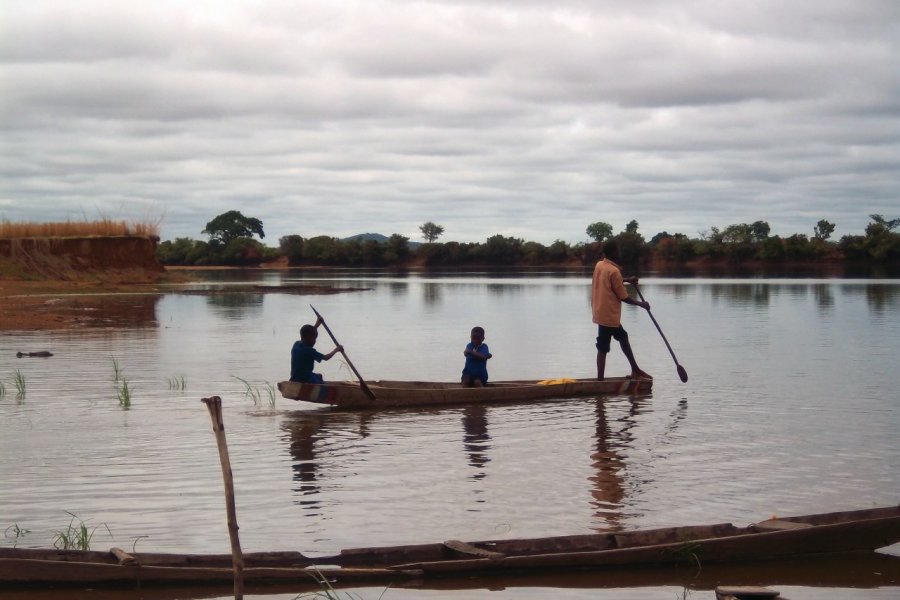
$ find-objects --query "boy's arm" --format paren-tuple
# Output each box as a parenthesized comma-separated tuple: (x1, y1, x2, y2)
(323, 344, 343, 360)
(621, 276, 650, 310)
(471, 344, 492, 360)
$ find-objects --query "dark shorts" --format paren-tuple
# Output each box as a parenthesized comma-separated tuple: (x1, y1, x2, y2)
(596, 325, 628, 353)
(291, 373, 324, 384)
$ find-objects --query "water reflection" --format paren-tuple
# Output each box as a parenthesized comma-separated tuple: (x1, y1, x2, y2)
(812, 284, 834, 311)
(388, 282, 408, 297)
(589, 398, 651, 531)
(204, 292, 264, 319)
(486, 283, 525, 296)
(282, 411, 375, 514)
(710, 283, 771, 307)
(423, 282, 442, 305)
(461, 405, 491, 481)
(863, 285, 897, 312)
(54, 293, 161, 327)
(285, 413, 326, 514)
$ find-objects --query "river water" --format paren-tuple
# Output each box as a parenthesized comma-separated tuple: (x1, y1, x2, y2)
(1, 269, 898, 600)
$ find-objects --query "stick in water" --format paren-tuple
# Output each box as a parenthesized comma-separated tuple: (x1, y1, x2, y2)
(202, 396, 245, 599)
(309, 305, 377, 401)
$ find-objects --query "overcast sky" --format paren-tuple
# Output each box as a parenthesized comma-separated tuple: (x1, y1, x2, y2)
(1, 1, 898, 244)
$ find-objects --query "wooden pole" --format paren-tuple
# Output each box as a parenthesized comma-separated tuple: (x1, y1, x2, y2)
(202, 396, 245, 600)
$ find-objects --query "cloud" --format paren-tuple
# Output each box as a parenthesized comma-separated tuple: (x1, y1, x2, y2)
(1, 0, 898, 244)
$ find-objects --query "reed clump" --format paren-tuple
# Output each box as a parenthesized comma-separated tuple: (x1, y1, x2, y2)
(53, 512, 110, 551)
(117, 379, 132, 408)
(4, 523, 31, 547)
(13, 369, 25, 397)
(235, 376, 277, 407)
(167, 375, 187, 390)
(0, 218, 160, 239)
(294, 567, 378, 599)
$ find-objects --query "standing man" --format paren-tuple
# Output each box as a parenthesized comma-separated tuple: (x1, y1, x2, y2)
(591, 240, 652, 380)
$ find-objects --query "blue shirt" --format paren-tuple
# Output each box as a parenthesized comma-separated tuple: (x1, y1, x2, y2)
(291, 341, 325, 382)
(462, 342, 491, 382)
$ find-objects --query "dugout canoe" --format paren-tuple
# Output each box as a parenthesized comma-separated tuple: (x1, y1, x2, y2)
(277, 376, 652, 409)
(2, 506, 897, 588)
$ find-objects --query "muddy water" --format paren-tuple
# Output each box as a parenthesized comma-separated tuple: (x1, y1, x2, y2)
(1, 271, 898, 599)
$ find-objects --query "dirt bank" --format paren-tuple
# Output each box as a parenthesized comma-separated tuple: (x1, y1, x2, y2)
(0, 236, 164, 280)
(0, 235, 166, 329)
(0, 236, 373, 331)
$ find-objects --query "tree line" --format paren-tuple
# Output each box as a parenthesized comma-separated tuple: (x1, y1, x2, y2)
(156, 211, 900, 269)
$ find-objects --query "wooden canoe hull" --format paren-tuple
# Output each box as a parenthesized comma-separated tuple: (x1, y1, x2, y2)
(278, 377, 652, 408)
(2, 506, 897, 587)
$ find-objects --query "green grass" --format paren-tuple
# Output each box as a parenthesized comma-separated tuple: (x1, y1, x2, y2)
(294, 567, 387, 599)
(117, 379, 132, 408)
(167, 375, 187, 390)
(13, 369, 25, 396)
(234, 377, 277, 407)
(53, 512, 111, 551)
(263, 381, 276, 407)
(111, 357, 122, 382)
(4, 523, 31, 547)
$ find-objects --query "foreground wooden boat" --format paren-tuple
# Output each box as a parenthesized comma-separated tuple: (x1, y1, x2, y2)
(277, 376, 652, 409)
(4, 553, 898, 599)
(1, 506, 897, 588)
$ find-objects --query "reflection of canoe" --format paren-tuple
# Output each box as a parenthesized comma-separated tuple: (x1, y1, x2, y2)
(277, 377, 652, 409)
(2, 506, 897, 588)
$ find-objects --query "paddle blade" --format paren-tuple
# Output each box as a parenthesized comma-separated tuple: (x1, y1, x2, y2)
(677, 364, 689, 383)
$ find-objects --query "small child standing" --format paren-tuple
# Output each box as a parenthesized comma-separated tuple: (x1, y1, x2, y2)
(290, 317, 343, 384)
(461, 326, 492, 387)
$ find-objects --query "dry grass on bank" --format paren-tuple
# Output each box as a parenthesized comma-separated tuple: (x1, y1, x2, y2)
(0, 219, 160, 239)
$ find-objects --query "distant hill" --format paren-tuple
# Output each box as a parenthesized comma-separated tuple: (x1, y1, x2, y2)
(342, 233, 421, 248)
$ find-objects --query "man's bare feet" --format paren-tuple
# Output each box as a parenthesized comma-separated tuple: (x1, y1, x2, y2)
(628, 370, 653, 380)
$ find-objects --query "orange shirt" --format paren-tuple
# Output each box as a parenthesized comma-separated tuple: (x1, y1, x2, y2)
(591, 258, 628, 326)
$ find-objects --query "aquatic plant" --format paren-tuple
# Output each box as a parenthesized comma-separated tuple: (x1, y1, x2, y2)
(13, 369, 25, 396)
(4, 523, 31, 547)
(53, 512, 111, 551)
(293, 567, 385, 599)
(111, 357, 122, 382)
(0, 381, 5, 397)
(167, 375, 187, 390)
(233, 378, 278, 408)
(130, 534, 149, 553)
(234, 376, 260, 405)
(117, 379, 132, 408)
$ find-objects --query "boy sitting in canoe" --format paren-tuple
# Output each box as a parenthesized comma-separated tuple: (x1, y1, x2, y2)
(290, 317, 343, 384)
(461, 326, 492, 387)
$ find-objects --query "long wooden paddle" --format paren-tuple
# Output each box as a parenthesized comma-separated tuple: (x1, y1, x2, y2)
(309, 305, 377, 401)
(633, 285, 688, 383)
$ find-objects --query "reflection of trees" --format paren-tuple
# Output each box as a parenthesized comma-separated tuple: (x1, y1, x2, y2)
(864, 285, 897, 313)
(462, 405, 491, 481)
(65, 293, 161, 328)
(486, 284, 524, 296)
(588, 398, 649, 532)
(205, 292, 264, 319)
(423, 282, 442, 305)
(389, 282, 409, 297)
(812, 284, 834, 311)
(838, 284, 897, 313)
(709, 284, 771, 307)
